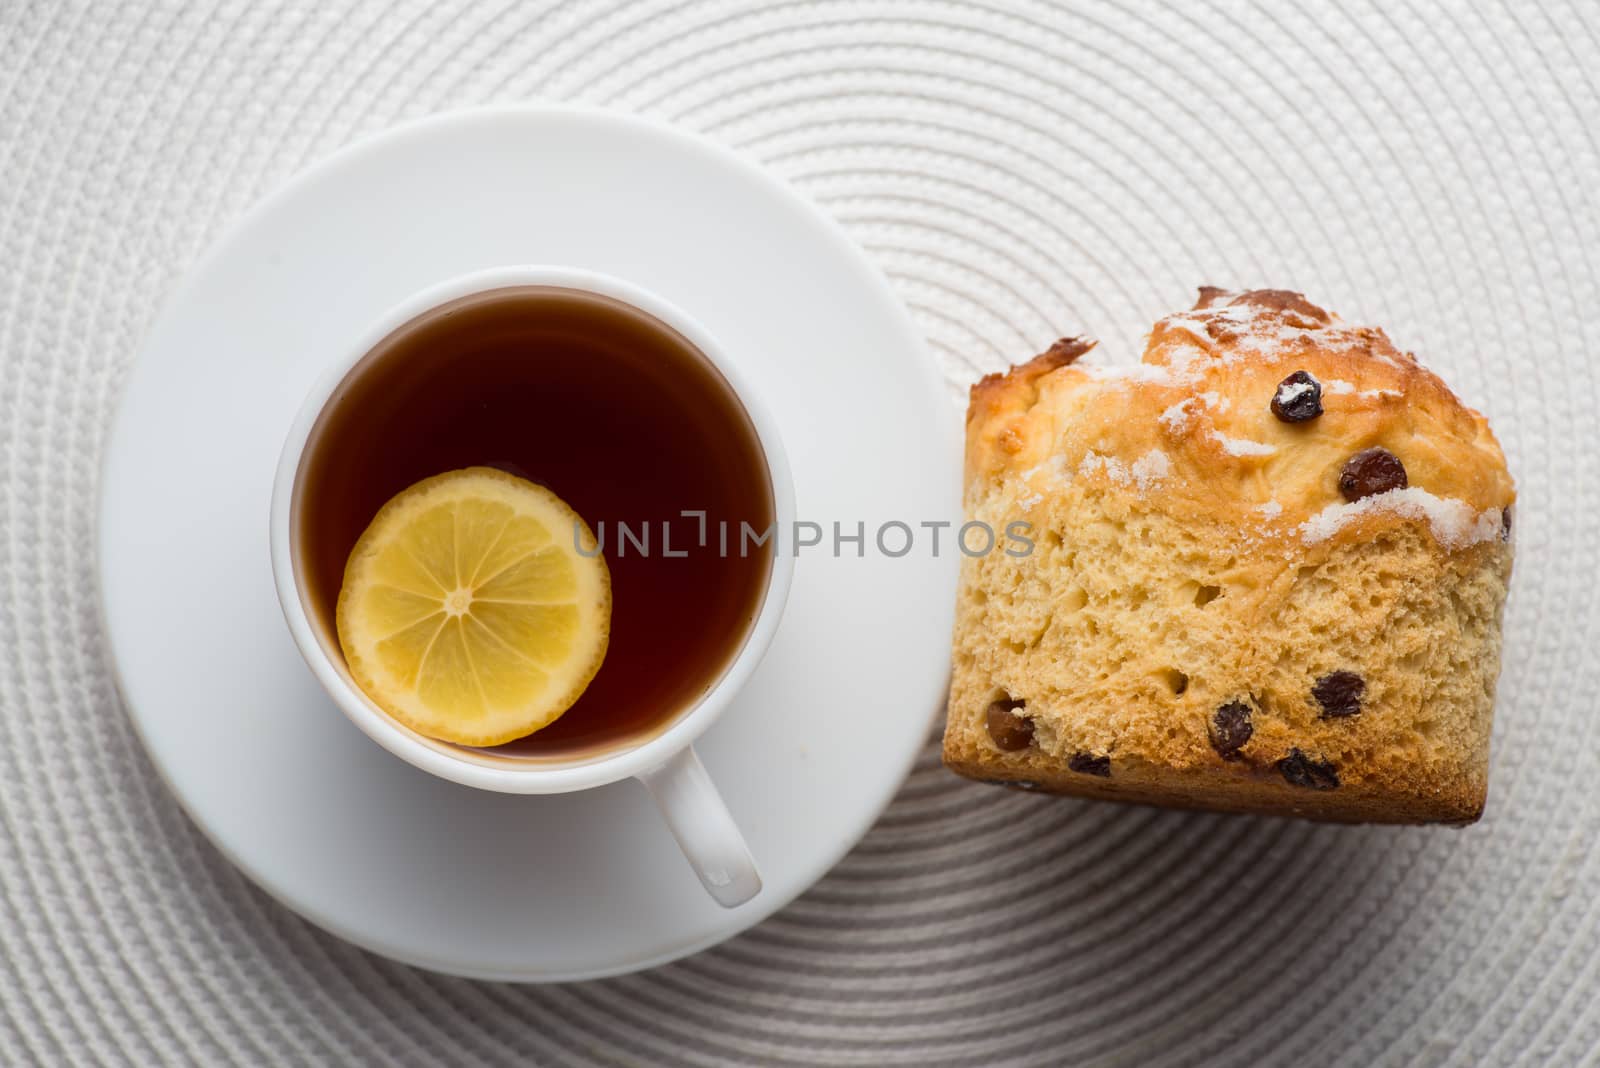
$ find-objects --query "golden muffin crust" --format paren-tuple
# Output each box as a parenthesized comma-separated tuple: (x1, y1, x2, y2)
(945, 288, 1515, 824)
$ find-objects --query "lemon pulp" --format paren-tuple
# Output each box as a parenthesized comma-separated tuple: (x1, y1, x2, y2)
(335, 467, 610, 746)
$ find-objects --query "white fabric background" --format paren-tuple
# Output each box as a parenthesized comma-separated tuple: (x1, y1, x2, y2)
(3, 1, 1597, 1064)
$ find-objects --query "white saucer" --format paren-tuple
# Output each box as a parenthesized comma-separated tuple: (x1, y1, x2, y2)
(97, 107, 960, 981)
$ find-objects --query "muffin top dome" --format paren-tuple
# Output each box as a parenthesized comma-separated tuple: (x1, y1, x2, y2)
(965, 288, 1514, 552)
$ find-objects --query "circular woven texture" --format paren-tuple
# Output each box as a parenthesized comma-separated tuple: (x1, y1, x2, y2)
(3, 1, 1597, 1064)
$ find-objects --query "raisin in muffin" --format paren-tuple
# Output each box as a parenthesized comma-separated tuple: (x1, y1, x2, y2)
(943, 288, 1515, 824)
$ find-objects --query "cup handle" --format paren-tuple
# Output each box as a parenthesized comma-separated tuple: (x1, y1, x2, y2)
(637, 746, 762, 908)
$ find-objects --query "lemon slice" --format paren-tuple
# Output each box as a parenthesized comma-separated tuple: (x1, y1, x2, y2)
(335, 467, 610, 746)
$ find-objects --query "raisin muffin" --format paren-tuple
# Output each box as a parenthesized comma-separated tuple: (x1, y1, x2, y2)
(943, 288, 1515, 824)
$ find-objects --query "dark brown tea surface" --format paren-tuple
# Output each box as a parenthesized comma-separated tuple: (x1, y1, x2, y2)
(297, 286, 774, 761)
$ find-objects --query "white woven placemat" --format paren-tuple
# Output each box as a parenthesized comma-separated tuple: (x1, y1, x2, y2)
(3, 1, 1597, 1064)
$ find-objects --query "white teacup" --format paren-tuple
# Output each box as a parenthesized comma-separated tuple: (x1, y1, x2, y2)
(268, 266, 795, 908)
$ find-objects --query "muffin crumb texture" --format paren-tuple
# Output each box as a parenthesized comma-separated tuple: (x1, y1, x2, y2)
(944, 288, 1515, 824)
